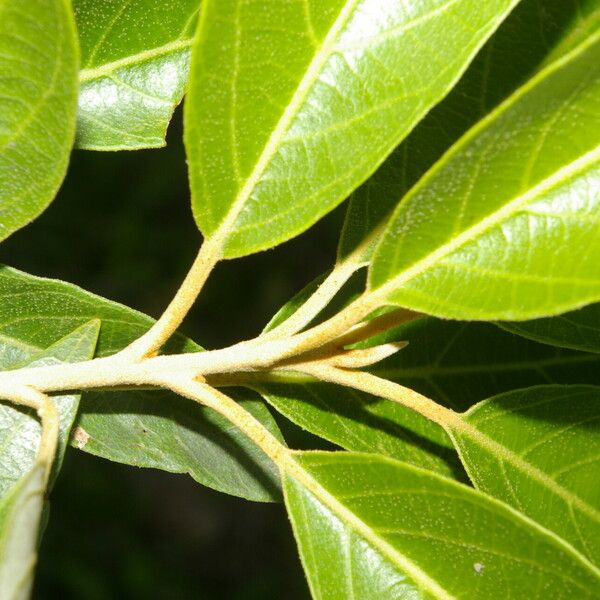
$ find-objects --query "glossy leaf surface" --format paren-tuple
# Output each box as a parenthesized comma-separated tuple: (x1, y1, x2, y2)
(0, 266, 282, 502)
(501, 303, 600, 353)
(74, 0, 199, 150)
(259, 381, 460, 479)
(339, 0, 600, 262)
(284, 452, 600, 599)
(370, 34, 600, 320)
(369, 317, 600, 411)
(0, 0, 78, 242)
(451, 385, 600, 567)
(185, 0, 520, 258)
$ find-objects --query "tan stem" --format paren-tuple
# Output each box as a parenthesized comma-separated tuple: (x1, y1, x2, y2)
(295, 362, 461, 430)
(120, 238, 222, 360)
(263, 259, 365, 339)
(162, 377, 288, 466)
(1, 386, 59, 481)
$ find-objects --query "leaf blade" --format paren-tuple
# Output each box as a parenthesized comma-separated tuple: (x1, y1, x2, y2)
(0, 321, 99, 598)
(259, 380, 461, 479)
(74, 0, 199, 150)
(0, 0, 79, 241)
(284, 451, 600, 599)
(0, 463, 46, 600)
(186, 0, 521, 258)
(369, 317, 600, 410)
(0, 322, 99, 497)
(500, 303, 600, 353)
(449, 385, 600, 567)
(369, 32, 600, 320)
(0, 265, 283, 502)
(338, 0, 600, 263)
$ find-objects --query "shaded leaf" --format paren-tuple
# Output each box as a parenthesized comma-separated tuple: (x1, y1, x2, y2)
(259, 381, 461, 479)
(78, 387, 284, 502)
(185, 0, 521, 258)
(501, 303, 600, 353)
(74, 0, 199, 150)
(0, 463, 46, 600)
(0, 322, 99, 496)
(339, 0, 600, 263)
(0, 322, 99, 599)
(284, 451, 600, 599)
(0, 0, 79, 241)
(0, 266, 283, 502)
(369, 33, 600, 320)
(450, 385, 600, 567)
(369, 317, 600, 411)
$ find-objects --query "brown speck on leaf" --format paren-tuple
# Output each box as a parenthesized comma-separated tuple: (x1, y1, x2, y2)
(73, 426, 90, 449)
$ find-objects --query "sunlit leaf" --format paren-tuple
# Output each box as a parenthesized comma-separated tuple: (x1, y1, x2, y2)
(339, 0, 600, 263)
(284, 451, 600, 599)
(185, 0, 521, 258)
(74, 0, 199, 150)
(370, 33, 600, 320)
(0, 0, 78, 241)
(450, 385, 600, 567)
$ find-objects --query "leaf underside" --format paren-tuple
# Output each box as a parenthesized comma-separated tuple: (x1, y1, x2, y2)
(370, 33, 600, 320)
(0, 266, 282, 502)
(185, 0, 521, 258)
(284, 452, 600, 599)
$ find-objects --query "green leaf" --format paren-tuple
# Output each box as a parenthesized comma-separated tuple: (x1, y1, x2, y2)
(0, 0, 79, 242)
(369, 317, 600, 411)
(500, 303, 600, 353)
(185, 0, 521, 258)
(284, 451, 600, 599)
(449, 385, 600, 567)
(369, 32, 600, 320)
(74, 0, 199, 150)
(0, 321, 99, 497)
(78, 387, 284, 502)
(339, 0, 600, 262)
(258, 381, 461, 479)
(0, 265, 283, 502)
(0, 463, 46, 600)
(543, 0, 600, 64)
(0, 322, 99, 599)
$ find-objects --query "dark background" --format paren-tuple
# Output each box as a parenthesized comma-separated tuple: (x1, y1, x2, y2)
(0, 110, 345, 599)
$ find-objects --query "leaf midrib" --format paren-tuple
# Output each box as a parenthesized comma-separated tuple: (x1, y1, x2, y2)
(284, 452, 455, 599)
(205, 0, 491, 252)
(452, 416, 600, 539)
(79, 38, 192, 82)
(374, 351, 600, 379)
(373, 144, 600, 299)
(370, 31, 600, 296)
(202, 0, 361, 249)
